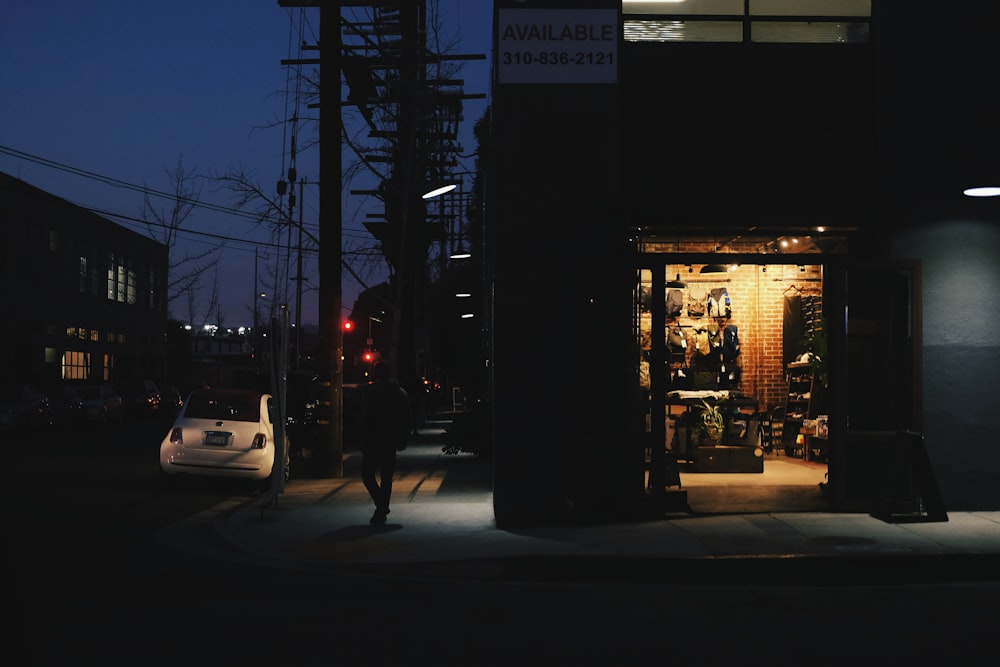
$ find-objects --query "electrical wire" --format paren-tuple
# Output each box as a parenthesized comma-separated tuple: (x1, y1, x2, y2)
(0, 144, 274, 225)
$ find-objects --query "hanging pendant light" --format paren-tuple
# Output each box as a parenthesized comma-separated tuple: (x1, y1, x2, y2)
(700, 263, 728, 274)
(666, 273, 687, 288)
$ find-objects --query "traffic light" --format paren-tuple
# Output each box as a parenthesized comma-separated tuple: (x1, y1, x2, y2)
(362, 350, 374, 363)
(342, 319, 355, 332)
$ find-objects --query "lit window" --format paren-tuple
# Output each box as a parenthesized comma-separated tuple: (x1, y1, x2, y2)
(62, 350, 90, 380)
(622, 0, 870, 43)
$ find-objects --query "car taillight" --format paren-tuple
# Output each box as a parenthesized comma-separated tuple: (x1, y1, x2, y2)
(251, 433, 267, 449)
(170, 427, 183, 444)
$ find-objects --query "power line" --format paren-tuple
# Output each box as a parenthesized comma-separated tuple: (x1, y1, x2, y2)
(0, 143, 382, 244)
(1, 144, 272, 224)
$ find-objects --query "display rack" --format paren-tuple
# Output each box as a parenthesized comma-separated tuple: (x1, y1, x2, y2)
(781, 361, 818, 459)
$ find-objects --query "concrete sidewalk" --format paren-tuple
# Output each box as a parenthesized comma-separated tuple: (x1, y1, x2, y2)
(161, 417, 1000, 583)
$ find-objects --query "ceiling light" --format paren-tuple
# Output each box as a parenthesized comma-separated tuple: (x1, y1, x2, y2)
(700, 264, 728, 274)
(964, 186, 1000, 197)
(666, 273, 687, 288)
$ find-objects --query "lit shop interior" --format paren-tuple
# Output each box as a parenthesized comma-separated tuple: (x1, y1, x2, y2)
(634, 234, 843, 502)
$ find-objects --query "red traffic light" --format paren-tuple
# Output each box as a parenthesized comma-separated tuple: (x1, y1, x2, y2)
(342, 319, 355, 332)
(362, 350, 374, 363)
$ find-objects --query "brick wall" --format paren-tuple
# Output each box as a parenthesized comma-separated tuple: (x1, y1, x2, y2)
(658, 263, 823, 413)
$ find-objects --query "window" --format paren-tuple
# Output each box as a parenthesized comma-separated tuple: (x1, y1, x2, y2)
(623, 0, 870, 43)
(624, 20, 743, 42)
(107, 254, 138, 305)
(623, 0, 743, 15)
(750, 0, 870, 17)
(62, 350, 90, 380)
(126, 263, 136, 305)
(185, 391, 261, 422)
(751, 21, 869, 43)
(78, 256, 88, 294)
(107, 254, 117, 301)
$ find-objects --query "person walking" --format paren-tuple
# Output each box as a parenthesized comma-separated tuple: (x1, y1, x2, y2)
(359, 360, 411, 525)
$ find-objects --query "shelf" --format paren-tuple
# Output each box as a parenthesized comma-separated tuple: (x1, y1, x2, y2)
(781, 364, 818, 461)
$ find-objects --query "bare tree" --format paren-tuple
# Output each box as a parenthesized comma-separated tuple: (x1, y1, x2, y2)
(142, 156, 225, 325)
(209, 165, 297, 327)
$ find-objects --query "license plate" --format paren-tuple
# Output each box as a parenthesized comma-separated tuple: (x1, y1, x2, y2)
(204, 432, 230, 446)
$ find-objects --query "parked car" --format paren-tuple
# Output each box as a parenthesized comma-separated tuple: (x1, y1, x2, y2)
(0, 383, 53, 432)
(284, 372, 321, 454)
(159, 387, 290, 489)
(116, 379, 161, 419)
(164, 385, 187, 414)
(41, 383, 84, 428)
(76, 385, 124, 424)
(283, 375, 363, 455)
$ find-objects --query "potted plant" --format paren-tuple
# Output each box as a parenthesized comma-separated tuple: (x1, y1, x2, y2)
(696, 400, 726, 446)
(800, 319, 828, 389)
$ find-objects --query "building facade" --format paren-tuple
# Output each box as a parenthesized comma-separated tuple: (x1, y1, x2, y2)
(1, 172, 168, 388)
(488, 0, 1000, 526)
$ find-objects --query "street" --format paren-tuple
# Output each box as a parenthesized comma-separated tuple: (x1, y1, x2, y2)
(4, 417, 1000, 665)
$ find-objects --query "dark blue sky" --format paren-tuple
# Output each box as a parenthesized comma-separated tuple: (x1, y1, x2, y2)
(0, 1, 492, 328)
(4, 2, 998, 328)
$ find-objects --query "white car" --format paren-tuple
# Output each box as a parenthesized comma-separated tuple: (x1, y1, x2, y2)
(159, 387, 289, 488)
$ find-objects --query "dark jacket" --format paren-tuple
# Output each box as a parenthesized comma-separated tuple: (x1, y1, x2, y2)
(359, 379, 411, 453)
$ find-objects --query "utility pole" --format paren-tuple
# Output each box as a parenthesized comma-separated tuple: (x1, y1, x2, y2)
(295, 179, 305, 371)
(280, 0, 343, 477)
(278, 1, 484, 474)
(316, 3, 344, 477)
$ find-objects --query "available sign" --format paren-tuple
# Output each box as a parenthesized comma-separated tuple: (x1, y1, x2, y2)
(497, 9, 618, 85)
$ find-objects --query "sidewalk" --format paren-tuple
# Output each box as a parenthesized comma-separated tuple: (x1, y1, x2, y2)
(165, 417, 1000, 583)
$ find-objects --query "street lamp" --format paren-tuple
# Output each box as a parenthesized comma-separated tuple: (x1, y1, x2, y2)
(368, 314, 382, 343)
(422, 183, 458, 199)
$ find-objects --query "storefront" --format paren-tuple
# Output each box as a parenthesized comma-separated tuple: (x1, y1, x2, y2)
(637, 250, 829, 493)
(631, 234, 924, 515)
(488, 0, 996, 527)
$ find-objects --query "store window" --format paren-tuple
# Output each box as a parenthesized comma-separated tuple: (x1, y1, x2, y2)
(636, 255, 832, 476)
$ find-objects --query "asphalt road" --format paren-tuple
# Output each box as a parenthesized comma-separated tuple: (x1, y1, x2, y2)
(4, 417, 1000, 665)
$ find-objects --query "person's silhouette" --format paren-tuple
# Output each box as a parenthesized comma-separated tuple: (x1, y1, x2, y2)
(359, 360, 411, 524)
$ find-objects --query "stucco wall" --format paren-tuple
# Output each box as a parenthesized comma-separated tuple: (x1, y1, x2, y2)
(893, 220, 1000, 510)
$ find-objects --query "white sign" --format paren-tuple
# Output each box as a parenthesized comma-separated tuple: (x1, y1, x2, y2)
(497, 9, 618, 85)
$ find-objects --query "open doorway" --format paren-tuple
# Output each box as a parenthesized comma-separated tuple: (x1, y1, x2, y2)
(637, 258, 830, 513)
